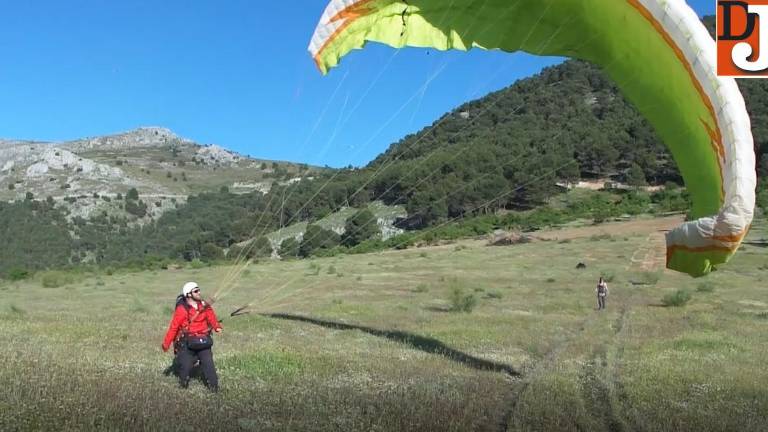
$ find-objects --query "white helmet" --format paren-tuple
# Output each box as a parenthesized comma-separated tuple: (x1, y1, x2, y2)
(182, 281, 199, 297)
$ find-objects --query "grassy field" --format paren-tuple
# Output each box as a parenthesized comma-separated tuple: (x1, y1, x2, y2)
(1, 217, 767, 431)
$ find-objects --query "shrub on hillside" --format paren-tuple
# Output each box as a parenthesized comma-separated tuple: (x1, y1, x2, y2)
(279, 237, 300, 258)
(638, 271, 661, 285)
(227, 245, 245, 260)
(662, 289, 692, 307)
(448, 280, 478, 313)
(342, 209, 379, 247)
(346, 238, 384, 254)
(299, 225, 340, 257)
(486, 290, 503, 300)
(251, 236, 273, 258)
(696, 281, 716, 293)
(126, 188, 139, 201)
(124, 199, 147, 218)
(40, 271, 75, 288)
(200, 243, 224, 261)
(651, 188, 691, 213)
(5, 268, 31, 281)
(189, 259, 206, 269)
(602, 271, 617, 283)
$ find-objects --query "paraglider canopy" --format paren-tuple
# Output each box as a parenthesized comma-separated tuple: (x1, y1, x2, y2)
(309, 0, 756, 277)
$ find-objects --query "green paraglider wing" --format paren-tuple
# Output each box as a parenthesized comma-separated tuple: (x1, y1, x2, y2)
(309, 0, 756, 277)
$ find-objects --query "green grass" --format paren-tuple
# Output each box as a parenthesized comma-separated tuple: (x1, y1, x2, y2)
(39, 271, 76, 288)
(0, 217, 767, 430)
(634, 270, 662, 286)
(662, 289, 692, 307)
(8, 303, 25, 315)
(218, 351, 304, 379)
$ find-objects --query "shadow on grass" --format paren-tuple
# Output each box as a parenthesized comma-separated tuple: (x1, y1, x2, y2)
(264, 313, 520, 376)
(423, 306, 451, 313)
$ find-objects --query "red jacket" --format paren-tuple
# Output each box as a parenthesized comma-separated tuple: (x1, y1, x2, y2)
(162, 299, 222, 351)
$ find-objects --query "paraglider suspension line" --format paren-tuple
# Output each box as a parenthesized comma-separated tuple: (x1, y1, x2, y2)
(400, 2, 409, 37)
(230, 306, 251, 317)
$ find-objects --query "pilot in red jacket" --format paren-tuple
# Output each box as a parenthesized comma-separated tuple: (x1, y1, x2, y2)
(162, 281, 222, 391)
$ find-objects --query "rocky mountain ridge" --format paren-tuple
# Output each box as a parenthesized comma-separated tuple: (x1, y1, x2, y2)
(0, 127, 312, 224)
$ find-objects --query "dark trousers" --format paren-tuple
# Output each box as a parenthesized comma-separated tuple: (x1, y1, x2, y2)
(598, 295, 606, 310)
(177, 346, 219, 391)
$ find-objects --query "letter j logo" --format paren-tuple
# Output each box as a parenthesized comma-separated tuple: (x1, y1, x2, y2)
(718, 0, 768, 76)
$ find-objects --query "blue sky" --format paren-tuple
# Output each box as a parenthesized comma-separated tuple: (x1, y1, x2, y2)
(0, 1, 715, 167)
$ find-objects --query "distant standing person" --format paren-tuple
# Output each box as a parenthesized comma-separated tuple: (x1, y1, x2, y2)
(162, 282, 222, 392)
(596, 277, 609, 310)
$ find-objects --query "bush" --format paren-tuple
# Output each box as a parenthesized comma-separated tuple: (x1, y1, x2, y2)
(126, 188, 139, 201)
(124, 199, 147, 217)
(299, 225, 340, 257)
(662, 289, 692, 307)
(190, 259, 206, 269)
(696, 281, 716, 293)
(307, 262, 321, 276)
(250, 236, 273, 258)
(414, 283, 429, 293)
(602, 271, 617, 283)
(311, 245, 344, 258)
(40, 271, 75, 288)
(448, 281, 478, 313)
(651, 188, 691, 213)
(486, 291, 503, 300)
(5, 268, 31, 281)
(200, 243, 224, 261)
(279, 237, 300, 258)
(638, 271, 661, 285)
(341, 208, 379, 247)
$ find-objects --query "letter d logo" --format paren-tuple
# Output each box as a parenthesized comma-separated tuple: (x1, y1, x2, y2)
(718, 0, 768, 77)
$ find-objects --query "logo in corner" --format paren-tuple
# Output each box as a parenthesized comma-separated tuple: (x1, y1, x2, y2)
(718, 0, 768, 77)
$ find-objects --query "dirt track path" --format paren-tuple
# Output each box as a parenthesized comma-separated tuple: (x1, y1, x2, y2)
(534, 215, 683, 243)
(415, 215, 686, 254)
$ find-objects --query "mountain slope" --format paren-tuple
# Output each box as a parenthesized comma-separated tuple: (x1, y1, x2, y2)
(0, 127, 320, 223)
